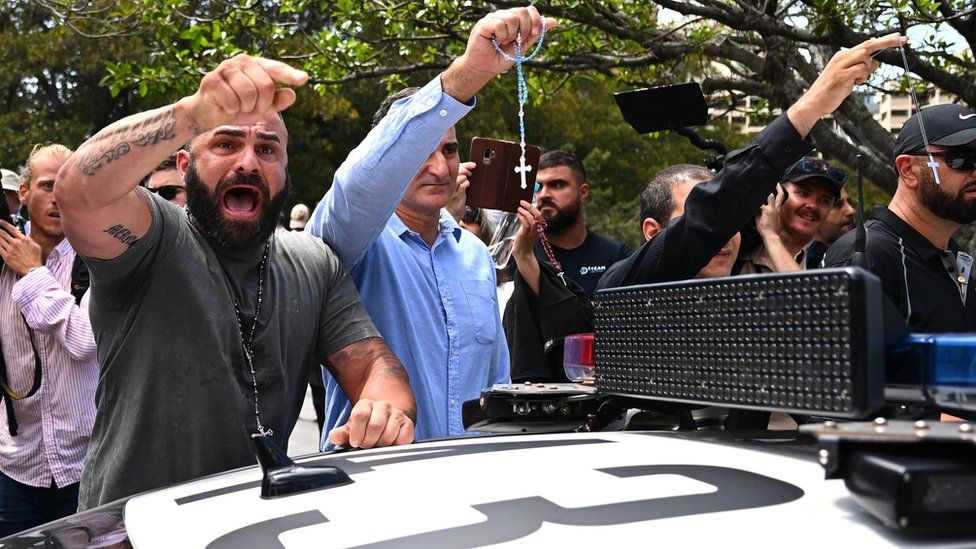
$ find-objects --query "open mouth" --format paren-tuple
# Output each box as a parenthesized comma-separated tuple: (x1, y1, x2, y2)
(49, 211, 60, 219)
(221, 186, 262, 219)
(796, 211, 819, 223)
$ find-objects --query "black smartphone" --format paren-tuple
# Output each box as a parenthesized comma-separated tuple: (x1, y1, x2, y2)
(739, 185, 789, 256)
(466, 137, 542, 213)
(0, 195, 10, 226)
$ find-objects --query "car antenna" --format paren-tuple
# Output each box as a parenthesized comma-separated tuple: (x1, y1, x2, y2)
(251, 434, 353, 499)
(851, 153, 869, 270)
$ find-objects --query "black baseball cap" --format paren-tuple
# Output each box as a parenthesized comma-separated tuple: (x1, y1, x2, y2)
(781, 157, 847, 198)
(894, 103, 976, 156)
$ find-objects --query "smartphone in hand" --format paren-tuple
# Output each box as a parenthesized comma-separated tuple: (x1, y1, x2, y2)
(466, 137, 542, 213)
(0, 194, 9, 225)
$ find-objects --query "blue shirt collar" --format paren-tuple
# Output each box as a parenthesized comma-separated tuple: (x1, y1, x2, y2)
(390, 209, 463, 243)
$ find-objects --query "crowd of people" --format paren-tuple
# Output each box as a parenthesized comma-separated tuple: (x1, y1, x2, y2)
(0, 4, 973, 537)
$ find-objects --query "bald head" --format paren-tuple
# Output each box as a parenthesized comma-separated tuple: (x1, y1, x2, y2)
(187, 113, 288, 153)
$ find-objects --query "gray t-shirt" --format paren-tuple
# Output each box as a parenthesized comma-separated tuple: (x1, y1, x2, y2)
(78, 189, 379, 509)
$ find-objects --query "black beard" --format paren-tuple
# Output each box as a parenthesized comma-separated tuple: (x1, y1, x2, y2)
(918, 169, 976, 225)
(184, 160, 290, 251)
(540, 198, 581, 234)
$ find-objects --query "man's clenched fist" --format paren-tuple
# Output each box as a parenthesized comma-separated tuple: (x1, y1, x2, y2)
(328, 398, 415, 449)
(177, 55, 309, 132)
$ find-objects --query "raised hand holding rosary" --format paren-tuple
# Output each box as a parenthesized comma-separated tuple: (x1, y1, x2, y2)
(491, 19, 547, 191)
(491, 17, 566, 282)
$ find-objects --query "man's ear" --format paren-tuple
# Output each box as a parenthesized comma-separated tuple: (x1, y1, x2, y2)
(176, 150, 191, 181)
(642, 217, 663, 242)
(895, 155, 921, 190)
(579, 182, 590, 202)
(18, 180, 28, 204)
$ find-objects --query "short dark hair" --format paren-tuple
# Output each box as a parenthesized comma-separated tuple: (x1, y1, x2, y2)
(538, 150, 586, 185)
(639, 164, 713, 223)
(372, 87, 422, 128)
(140, 153, 179, 187)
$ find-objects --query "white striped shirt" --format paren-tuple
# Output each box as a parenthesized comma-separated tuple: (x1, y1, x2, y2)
(0, 238, 97, 488)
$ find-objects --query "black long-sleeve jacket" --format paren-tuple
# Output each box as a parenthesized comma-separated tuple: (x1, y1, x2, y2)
(598, 115, 814, 289)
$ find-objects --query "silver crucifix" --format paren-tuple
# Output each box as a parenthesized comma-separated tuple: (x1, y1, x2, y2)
(515, 156, 532, 189)
(927, 157, 942, 185)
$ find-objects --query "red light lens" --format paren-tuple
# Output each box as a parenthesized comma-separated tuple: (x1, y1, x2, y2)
(563, 333, 595, 381)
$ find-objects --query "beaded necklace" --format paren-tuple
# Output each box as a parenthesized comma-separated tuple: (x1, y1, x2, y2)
(232, 239, 273, 437)
(534, 214, 564, 272)
(188, 211, 274, 436)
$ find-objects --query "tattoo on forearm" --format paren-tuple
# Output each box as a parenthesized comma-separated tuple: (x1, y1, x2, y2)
(330, 337, 416, 422)
(374, 352, 410, 384)
(103, 224, 141, 247)
(330, 337, 410, 385)
(75, 107, 178, 176)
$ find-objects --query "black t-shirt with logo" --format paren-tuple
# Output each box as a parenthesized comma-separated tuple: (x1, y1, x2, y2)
(534, 229, 633, 299)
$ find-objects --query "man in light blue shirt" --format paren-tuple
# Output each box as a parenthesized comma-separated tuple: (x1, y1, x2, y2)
(309, 7, 557, 446)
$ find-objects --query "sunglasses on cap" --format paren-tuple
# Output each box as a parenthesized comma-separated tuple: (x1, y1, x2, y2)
(786, 157, 849, 185)
(462, 206, 482, 224)
(148, 185, 185, 201)
(911, 148, 976, 172)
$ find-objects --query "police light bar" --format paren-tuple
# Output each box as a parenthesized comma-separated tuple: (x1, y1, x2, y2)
(593, 268, 885, 418)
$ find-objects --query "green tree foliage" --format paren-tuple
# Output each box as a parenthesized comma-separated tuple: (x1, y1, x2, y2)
(10, 0, 917, 245)
(0, 1, 156, 169)
(33, 0, 976, 196)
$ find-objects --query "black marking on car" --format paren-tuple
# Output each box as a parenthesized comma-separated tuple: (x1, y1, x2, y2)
(176, 438, 613, 505)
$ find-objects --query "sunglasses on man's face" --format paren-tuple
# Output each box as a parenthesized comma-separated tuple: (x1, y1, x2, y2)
(148, 185, 186, 201)
(912, 148, 976, 172)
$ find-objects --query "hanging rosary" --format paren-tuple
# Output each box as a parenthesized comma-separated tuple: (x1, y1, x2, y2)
(187, 209, 274, 437)
(535, 215, 565, 276)
(491, 19, 547, 191)
(233, 238, 274, 437)
(492, 17, 566, 283)
(898, 43, 941, 185)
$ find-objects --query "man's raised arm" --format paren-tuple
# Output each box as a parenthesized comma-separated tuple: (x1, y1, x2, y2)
(56, 56, 307, 260)
(308, 7, 558, 267)
(599, 33, 908, 289)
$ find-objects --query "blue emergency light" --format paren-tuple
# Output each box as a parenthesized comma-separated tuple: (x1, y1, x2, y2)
(896, 333, 976, 412)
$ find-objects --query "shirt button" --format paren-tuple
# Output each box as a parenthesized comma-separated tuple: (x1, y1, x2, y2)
(439, 109, 448, 118)
(426, 98, 436, 107)
(450, 399, 457, 406)
(785, 146, 792, 153)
